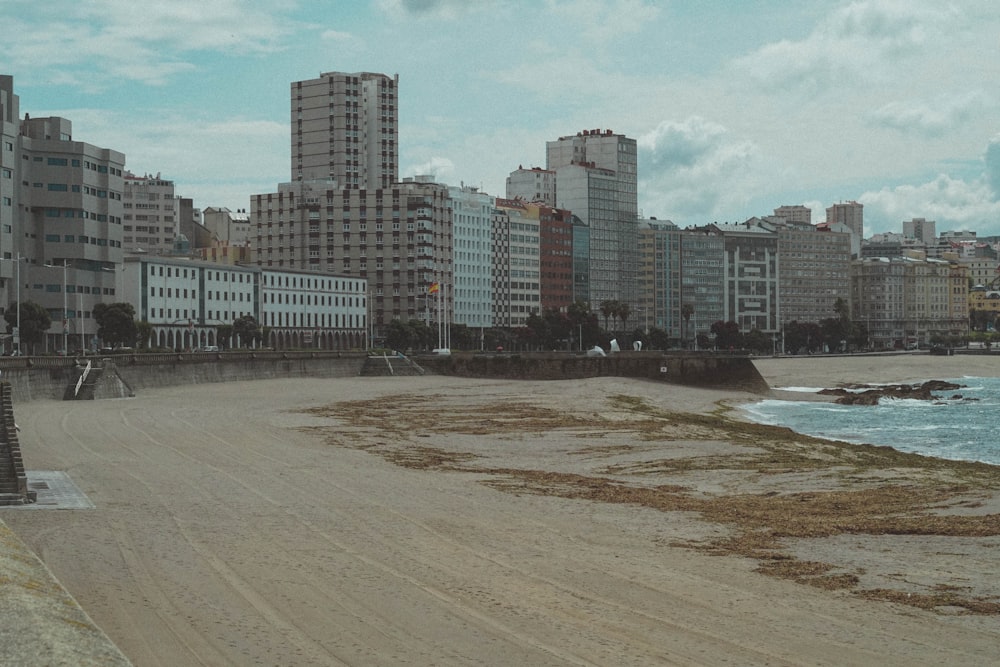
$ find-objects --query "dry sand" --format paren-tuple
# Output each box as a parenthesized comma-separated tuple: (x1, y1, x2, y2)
(4, 353, 1000, 666)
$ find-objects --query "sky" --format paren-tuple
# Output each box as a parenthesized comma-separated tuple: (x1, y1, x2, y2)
(3, 0, 1000, 238)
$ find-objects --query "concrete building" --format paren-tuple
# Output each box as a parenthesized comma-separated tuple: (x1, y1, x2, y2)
(491, 199, 540, 328)
(768, 219, 852, 327)
(292, 71, 398, 189)
(826, 201, 863, 252)
(679, 230, 726, 344)
(202, 207, 251, 246)
(638, 218, 680, 336)
(703, 222, 780, 336)
(506, 166, 556, 206)
(122, 172, 179, 255)
(0, 76, 125, 354)
(121, 256, 366, 351)
(547, 129, 638, 312)
(250, 176, 452, 343)
(773, 205, 812, 225)
(448, 185, 494, 330)
(534, 202, 576, 315)
(121, 256, 259, 351)
(261, 267, 366, 350)
(850, 255, 968, 348)
(903, 217, 936, 244)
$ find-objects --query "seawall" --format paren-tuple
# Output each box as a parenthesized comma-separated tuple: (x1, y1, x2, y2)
(0, 350, 770, 405)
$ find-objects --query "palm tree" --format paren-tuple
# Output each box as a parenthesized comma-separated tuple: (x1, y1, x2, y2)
(599, 300, 617, 331)
(617, 302, 630, 334)
(681, 303, 694, 349)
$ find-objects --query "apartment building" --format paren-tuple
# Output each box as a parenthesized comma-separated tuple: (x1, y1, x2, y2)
(292, 71, 398, 189)
(0, 76, 125, 353)
(826, 201, 864, 243)
(491, 199, 540, 328)
(638, 218, 680, 336)
(250, 177, 451, 342)
(506, 166, 556, 206)
(122, 172, 178, 255)
(770, 220, 852, 326)
(547, 129, 638, 312)
(261, 267, 366, 350)
(449, 185, 494, 330)
(704, 222, 780, 335)
(850, 255, 968, 348)
(121, 256, 258, 350)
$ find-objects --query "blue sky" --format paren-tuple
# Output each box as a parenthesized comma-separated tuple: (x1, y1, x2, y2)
(4, 0, 1000, 237)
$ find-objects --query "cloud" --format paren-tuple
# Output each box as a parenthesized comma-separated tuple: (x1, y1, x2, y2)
(867, 92, 988, 137)
(4, 0, 299, 88)
(859, 174, 1000, 236)
(375, 0, 492, 20)
(733, 0, 956, 95)
(543, 0, 660, 44)
(403, 156, 455, 183)
(637, 117, 761, 221)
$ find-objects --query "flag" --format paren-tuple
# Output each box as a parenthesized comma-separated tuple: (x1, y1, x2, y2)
(428, 282, 440, 294)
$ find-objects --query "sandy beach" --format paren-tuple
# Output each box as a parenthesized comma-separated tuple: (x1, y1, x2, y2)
(4, 353, 1000, 666)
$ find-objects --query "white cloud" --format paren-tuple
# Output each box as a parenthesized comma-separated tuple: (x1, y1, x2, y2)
(375, 0, 496, 20)
(867, 92, 989, 137)
(860, 174, 1000, 236)
(403, 156, 455, 183)
(732, 0, 956, 95)
(543, 0, 660, 44)
(4, 1, 299, 88)
(637, 117, 762, 221)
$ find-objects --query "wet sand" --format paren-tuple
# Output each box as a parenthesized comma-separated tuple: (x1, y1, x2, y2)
(3, 353, 1000, 665)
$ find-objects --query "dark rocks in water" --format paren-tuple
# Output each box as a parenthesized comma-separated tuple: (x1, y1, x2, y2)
(818, 380, 964, 405)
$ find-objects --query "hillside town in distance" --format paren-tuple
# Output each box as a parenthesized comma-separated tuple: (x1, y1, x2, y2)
(2, 71, 998, 357)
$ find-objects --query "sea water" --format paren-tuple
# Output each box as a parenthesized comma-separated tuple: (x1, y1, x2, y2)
(740, 376, 1000, 466)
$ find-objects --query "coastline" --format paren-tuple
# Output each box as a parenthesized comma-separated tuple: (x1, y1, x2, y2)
(2, 357, 999, 665)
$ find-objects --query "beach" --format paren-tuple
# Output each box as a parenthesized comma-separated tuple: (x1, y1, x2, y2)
(4, 353, 1000, 666)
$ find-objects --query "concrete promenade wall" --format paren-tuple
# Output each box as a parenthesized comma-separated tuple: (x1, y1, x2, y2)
(0, 351, 370, 405)
(0, 350, 770, 405)
(416, 351, 771, 394)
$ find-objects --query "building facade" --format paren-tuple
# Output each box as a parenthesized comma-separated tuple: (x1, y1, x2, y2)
(0, 76, 126, 354)
(292, 71, 398, 190)
(546, 129, 638, 312)
(250, 177, 452, 343)
(491, 199, 540, 328)
(850, 255, 969, 348)
(505, 166, 556, 206)
(826, 201, 864, 250)
(261, 267, 366, 350)
(122, 172, 179, 255)
(772, 221, 852, 326)
(449, 185, 494, 330)
(122, 256, 259, 351)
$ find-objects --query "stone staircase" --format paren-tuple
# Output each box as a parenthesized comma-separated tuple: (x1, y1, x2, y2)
(63, 359, 134, 400)
(359, 353, 426, 377)
(0, 382, 35, 505)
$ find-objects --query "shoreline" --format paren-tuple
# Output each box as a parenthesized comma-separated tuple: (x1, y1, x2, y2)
(2, 358, 999, 665)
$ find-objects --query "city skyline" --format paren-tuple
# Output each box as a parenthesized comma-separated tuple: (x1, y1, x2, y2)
(3, 0, 1000, 236)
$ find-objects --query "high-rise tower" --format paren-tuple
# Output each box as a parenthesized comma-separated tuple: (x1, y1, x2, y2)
(291, 71, 398, 189)
(546, 129, 638, 311)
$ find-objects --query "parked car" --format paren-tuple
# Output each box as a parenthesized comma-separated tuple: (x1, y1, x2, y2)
(196, 345, 220, 352)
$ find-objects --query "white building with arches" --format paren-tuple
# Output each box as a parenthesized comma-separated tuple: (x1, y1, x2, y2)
(121, 256, 366, 351)
(260, 268, 366, 350)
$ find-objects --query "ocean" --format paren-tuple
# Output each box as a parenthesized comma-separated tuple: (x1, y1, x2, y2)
(740, 376, 1000, 466)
